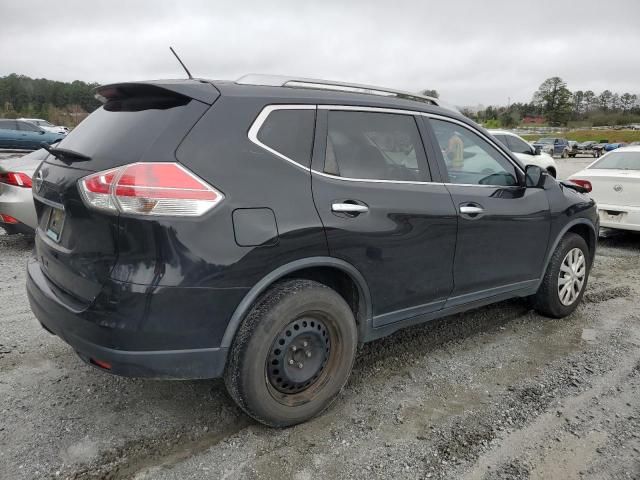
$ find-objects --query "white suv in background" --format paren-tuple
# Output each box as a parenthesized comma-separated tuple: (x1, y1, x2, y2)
(17, 118, 69, 135)
(489, 130, 557, 178)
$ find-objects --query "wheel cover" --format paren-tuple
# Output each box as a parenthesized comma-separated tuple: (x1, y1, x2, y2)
(267, 316, 331, 394)
(558, 247, 586, 306)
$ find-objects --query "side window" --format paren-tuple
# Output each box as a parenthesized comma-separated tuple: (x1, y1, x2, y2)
(256, 108, 315, 167)
(430, 119, 519, 186)
(326, 110, 429, 181)
(0, 120, 18, 130)
(506, 135, 533, 155)
(17, 121, 40, 132)
(492, 134, 509, 148)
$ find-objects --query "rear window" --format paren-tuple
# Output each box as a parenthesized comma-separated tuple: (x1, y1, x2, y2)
(590, 151, 640, 170)
(256, 109, 316, 167)
(51, 94, 202, 171)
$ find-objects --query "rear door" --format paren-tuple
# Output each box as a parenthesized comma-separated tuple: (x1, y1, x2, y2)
(426, 116, 550, 304)
(311, 107, 457, 327)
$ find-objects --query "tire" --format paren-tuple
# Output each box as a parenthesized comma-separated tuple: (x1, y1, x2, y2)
(532, 233, 590, 318)
(224, 279, 358, 427)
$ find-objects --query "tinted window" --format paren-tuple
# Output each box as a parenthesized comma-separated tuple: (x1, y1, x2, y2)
(17, 121, 41, 132)
(492, 134, 508, 147)
(430, 119, 518, 186)
(0, 120, 18, 130)
(506, 135, 533, 154)
(326, 111, 428, 181)
(257, 109, 315, 168)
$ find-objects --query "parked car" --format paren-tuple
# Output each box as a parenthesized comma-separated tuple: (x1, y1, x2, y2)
(489, 130, 557, 177)
(568, 146, 640, 232)
(604, 142, 627, 152)
(533, 137, 571, 158)
(17, 118, 69, 135)
(27, 75, 598, 427)
(0, 149, 48, 234)
(0, 119, 66, 150)
(592, 140, 609, 158)
(570, 141, 598, 158)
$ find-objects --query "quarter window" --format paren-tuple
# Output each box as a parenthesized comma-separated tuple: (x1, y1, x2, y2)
(325, 111, 429, 181)
(430, 119, 519, 186)
(256, 109, 315, 167)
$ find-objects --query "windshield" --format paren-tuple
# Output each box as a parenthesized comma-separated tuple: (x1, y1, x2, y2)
(590, 152, 640, 170)
(37, 120, 54, 127)
(537, 138, 554, 144)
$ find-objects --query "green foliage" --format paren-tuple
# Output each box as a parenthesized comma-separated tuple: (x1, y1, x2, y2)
(0, 73, 101, 125)
(533, 77, 573, 126)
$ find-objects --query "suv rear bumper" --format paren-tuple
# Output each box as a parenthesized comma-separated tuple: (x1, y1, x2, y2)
(26, 257, 242, 379)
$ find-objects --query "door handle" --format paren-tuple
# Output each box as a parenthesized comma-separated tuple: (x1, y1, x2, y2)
(332, 203, 369, 214)
(459, 205, 484, 215)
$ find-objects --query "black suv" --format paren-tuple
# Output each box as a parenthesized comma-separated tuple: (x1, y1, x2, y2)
(27, 75, 598, 426)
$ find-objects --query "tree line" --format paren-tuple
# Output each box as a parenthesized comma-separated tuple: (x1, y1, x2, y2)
(0, 73, 101, 126)
(463, 77, 640, 128)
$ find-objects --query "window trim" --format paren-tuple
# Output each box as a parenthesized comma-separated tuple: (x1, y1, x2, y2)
(247, 104, 316, 172)
(247, 104, 524, 186)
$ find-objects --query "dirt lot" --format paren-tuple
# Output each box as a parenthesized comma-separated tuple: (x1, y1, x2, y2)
(1, 157, 639, 480)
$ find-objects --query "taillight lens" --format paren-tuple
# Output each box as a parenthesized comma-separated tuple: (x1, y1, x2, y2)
(0, 172, 33, 188)
(78, 163, 223, 216)
(0, 214, 19, 224)
(569, 179, 593, 192)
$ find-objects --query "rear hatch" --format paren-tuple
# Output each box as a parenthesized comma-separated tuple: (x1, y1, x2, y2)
(32, 80, 218, 304)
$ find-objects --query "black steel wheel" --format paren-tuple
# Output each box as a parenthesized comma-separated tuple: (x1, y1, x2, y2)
(224, 279, 357, 427)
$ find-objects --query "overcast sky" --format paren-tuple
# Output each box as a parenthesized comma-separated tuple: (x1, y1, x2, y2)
(1, 0, 638, 106)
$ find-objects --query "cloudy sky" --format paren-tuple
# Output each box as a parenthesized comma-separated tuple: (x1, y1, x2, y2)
(1, 0, 638, 106)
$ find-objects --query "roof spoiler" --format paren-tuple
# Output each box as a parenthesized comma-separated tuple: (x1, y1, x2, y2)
(94, 80, 220, 105)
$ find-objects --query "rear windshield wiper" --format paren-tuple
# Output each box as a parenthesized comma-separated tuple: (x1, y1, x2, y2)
(41, 143, 91, 164)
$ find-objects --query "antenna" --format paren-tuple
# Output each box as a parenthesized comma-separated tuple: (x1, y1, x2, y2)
(169, 46, 193, 79)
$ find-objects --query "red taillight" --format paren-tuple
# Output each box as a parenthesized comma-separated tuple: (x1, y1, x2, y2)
(569, 179, 593, 192)
(0, 172, 33, 188)
(0, 214, 19, 224)
(78, 163, 223, 216)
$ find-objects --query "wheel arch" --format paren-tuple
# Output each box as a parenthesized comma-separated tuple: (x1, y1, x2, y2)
(537, 218, 597, 289)
(220, 257, 372, 349)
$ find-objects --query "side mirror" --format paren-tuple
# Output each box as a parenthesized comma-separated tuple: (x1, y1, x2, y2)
(39, 130, 45, 134)
(525, 165, 547, 188)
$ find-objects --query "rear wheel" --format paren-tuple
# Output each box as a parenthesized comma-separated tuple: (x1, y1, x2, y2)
(224, 279, 358, 427)
(532, 233, 590, 318)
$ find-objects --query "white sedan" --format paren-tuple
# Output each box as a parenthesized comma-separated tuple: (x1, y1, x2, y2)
(568, 146, 640, 232)
(489, 130, 558, 178)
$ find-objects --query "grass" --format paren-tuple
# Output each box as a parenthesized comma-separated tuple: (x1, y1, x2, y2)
(521, 129, 640, 143)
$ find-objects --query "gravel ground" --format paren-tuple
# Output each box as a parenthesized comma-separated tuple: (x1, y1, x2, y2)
(1, 156, 639, 480)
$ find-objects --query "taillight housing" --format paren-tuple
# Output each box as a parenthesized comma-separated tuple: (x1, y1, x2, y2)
(0, 172, 33, 188)
(569, 179, 593, 192)
(78, 163, 223, 216)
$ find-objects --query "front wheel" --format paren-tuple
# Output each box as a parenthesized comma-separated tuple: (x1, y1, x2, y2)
(532, 233, 590, 318)
(224, 279, 358, 427)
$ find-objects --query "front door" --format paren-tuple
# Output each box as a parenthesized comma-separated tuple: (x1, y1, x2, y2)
(426, 117, 551, 305)
(311, 108, 458, 327)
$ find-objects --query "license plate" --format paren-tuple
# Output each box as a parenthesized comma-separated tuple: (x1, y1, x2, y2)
(46, 207, 66, 242)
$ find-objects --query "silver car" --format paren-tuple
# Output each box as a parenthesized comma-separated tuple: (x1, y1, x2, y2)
(0, 149, 47, 234)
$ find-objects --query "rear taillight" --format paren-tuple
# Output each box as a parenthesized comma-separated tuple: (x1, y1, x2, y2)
(78, 163, 223, 216)
(569, 179, 593, 192)
(0, 172, 33, 188)
(0, 214, 19, 224)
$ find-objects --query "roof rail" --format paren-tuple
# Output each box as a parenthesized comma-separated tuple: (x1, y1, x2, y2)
(235, 74, 452, 110)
